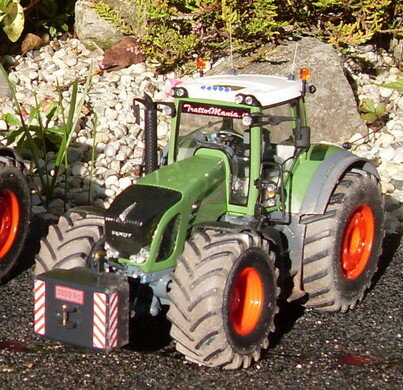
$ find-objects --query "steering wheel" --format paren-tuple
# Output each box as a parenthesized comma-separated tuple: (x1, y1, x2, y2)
(213, 130, 245, 157)
(215, 129, 243, 142)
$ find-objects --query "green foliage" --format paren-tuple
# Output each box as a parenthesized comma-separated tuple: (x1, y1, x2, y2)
(282, 0, 399, 46)
(359, 98, 387, 123)
(3, 99, 64, 153)
(89, 1, 135, 35)
(0, 0, 24, 42)
(0, 63, 93, 204)
(91, 0, 288, 69)
(242, 0, 286, 38)
(90, 0, 400, 69)
(377, 76, 403, 93)
(33, 0, 74, 37)
(0, 0, 76, 41)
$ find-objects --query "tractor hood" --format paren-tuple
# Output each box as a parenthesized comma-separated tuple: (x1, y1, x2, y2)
(105, 185, 181, 258)
(105, 154, 227, 263)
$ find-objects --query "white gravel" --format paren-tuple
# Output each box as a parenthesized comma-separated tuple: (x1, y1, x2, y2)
(0, 38, 401, 233)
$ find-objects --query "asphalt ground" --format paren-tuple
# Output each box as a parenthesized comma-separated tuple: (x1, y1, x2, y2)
(0, 221, 401, 390)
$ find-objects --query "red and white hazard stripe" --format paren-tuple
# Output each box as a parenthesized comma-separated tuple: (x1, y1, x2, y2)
(93, 291, 119, 350)
(93, 292, 107, 349)
(34, 280, 46, 335)
(108, 292, 119, 349)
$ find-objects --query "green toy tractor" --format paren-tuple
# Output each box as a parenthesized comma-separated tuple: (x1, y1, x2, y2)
(34, 71, 384, 369)
(0, 147, 31, 281)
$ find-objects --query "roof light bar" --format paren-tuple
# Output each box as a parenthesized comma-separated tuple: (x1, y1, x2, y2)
(235, 93, 260, 106)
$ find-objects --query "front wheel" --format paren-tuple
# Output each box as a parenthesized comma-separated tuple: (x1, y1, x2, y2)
(34, 212, 104, 275)
(0, 163, 31, 280)
(168, 231, 279, 369)
(302, 169, 384, 312)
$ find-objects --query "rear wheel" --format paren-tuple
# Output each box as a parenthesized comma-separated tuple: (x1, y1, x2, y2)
(0, 163, 31, 280)
(168, 231, 279, 369)
(302, 169, 384, 312)
(34, 212, 104, 275)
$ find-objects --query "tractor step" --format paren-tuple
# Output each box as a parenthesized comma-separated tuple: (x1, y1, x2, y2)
(34, 267, 129, 351)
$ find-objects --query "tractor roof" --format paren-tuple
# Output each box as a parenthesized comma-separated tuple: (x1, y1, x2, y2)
(179, 74, 304, 107)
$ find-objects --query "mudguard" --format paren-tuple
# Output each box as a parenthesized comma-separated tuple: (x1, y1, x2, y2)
(300, 149, 380, 215)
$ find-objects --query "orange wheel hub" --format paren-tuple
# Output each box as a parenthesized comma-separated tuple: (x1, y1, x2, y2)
(341, 204, 375, 280)
(229, 267, 264, 335)
(0, 190, 20, 258)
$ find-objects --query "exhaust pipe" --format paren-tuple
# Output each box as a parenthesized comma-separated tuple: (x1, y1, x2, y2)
(133, 94, 158, 174)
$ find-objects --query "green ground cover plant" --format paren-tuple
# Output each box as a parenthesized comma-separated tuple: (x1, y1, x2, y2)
(0, 63, 93, 205)
(89, 0, 401, 69)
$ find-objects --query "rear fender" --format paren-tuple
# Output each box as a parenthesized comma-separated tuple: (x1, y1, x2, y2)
(299, 149, 379, 215)
(285, 149, 380, 301)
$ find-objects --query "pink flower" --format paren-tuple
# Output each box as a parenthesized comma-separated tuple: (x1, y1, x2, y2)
(164, 78, 182, 97)
(98, 59, 105, 70)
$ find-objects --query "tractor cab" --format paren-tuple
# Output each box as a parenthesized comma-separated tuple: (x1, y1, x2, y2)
(169, 74, 310, 213)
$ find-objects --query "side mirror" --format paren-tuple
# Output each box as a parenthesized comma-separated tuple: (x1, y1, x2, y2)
(294, 126, 310, 149)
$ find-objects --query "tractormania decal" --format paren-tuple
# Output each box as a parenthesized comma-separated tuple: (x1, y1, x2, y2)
(181, 102, 249, 119)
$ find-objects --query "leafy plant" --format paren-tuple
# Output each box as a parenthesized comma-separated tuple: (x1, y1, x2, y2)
(0, 0, 24, 42)
(88, 113, 98, 204)
(31, 0, 74, 37)
(377, 76, 403, 93)
(0, 63, 93, 204)
(89, 0, 401, 70)
(89, 0, 135, 35)
(359, 98, 387, 123)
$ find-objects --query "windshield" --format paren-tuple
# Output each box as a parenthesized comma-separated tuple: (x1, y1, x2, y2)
(174, 101, 251, 206)
(178, 102, 250, 137)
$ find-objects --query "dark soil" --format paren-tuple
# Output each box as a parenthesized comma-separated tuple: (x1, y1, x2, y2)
(0, 225, 401, 389)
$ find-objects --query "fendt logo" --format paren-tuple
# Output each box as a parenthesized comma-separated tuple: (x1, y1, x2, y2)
(55, 285, 84, 305)
(111, 230, 133, 238)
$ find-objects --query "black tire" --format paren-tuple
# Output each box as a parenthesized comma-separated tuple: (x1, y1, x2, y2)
(302, 169, 384, 312)
(167, 230, 279, 369)
(34, 212, 104, 275)
(0, 162, 31, 280)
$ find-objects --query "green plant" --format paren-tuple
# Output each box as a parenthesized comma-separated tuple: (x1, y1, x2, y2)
(0, 0, 24, 42)
(89, 0, 135, 35)
(377, 76, 403, 93)
(90, 0, 401, 70)
(31, 0, 75, 37)
(0, 63, 93, 204)
(88, 113, 98, 204)
(359, 98, 387, 123)
(283, 0, 400, 46)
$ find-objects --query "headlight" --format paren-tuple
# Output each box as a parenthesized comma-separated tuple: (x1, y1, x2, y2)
(242, 115, 253, 126)
(129, 247, 150, 264)
(235, 94, 245, 104)
(173, 87, 188, 98)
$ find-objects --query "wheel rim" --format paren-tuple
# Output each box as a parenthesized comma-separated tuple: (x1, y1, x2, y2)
(229, 267, 264, 336)
(341, 204, 375, 280)
(0, 190, 20, 258)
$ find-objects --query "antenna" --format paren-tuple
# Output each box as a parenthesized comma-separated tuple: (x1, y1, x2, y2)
(229, 22, 237, 75)
(288, 42, 299, 80)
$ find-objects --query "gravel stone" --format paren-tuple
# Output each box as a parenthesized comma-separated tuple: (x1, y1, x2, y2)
(0, 37, 400, 233)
